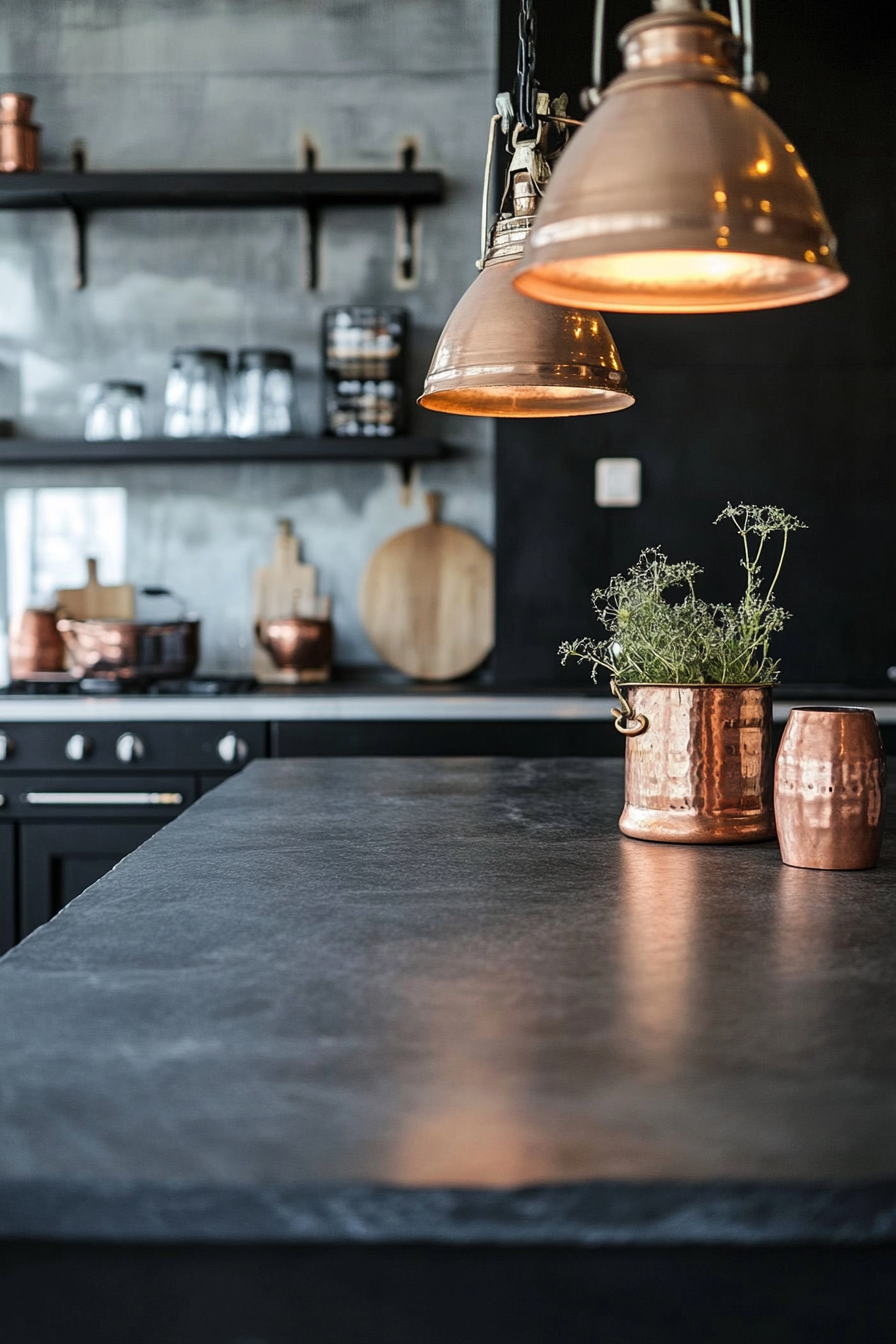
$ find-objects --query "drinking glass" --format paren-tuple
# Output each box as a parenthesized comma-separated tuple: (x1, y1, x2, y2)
(163, 348, 229, 438)
(228, 349, 296, 438)
(84, 382, 145, 441)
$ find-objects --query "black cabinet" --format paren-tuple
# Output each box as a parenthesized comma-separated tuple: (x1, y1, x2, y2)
(0, 825, 15, 955)
(18, 822, 163, 939)
(0, 719, 267, 950)
(271, 719, 623, 757)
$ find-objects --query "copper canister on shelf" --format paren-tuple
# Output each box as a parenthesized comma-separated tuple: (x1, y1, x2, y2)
(0, 93, 41, 173)
(774, 707, 886, 870)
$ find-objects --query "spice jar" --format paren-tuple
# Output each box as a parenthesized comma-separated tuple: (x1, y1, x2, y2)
(0, 93, 40, 173)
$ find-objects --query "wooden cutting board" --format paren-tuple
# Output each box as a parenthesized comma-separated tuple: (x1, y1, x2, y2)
(253, 519, 319, 621)
(56, 558, 135, 620)
(359, 492, 494, 681)
(253, 520, 330, 682)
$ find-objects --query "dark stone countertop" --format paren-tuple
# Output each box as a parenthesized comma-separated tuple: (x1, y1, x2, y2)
(1, 758, 896, 1246)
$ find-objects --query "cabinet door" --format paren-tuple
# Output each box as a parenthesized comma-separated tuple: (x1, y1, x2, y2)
(271, 720, 624, 757)
(0, 825, 15, 955)
(19, 822, 162, 940)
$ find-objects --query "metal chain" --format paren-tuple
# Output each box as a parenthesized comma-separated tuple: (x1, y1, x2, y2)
(516, 0, 538, 131)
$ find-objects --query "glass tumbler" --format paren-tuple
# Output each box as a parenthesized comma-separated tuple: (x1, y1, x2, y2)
(228, 349, 296, 438)
(163, 348, 229, 438)
(84, 381, 145, 441)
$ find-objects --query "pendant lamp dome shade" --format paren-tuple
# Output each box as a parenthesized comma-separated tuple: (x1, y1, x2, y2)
(418, 217, 633, 417)
(419, 91, 633, 417)
(513, 1, 848, 314)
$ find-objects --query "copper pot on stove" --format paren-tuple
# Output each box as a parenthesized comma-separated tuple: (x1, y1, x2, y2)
(56, 616, 200, 681)
(57, 587, 200, 682)
(256, 616, 332, 683)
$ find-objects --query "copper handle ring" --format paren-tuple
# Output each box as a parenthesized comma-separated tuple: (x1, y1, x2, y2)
(612, 707, 648, 737)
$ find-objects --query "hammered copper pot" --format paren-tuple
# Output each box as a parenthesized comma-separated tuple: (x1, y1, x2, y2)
(617, 684, 775, 844)
(774, 707, 886, 870)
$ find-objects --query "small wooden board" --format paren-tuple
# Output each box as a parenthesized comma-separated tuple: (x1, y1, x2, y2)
(359, 492, 494, 681)
(56, 558, 135, 620)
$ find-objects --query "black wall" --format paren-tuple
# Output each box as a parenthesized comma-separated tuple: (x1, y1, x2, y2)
(494, 0, 896, 688)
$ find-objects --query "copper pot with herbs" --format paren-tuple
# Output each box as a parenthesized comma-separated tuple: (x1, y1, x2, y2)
(561, 504, 807, 845)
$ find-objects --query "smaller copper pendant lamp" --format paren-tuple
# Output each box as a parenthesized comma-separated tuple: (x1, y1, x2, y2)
(513, 0, 848, 314)
(418, 93, 633, 418)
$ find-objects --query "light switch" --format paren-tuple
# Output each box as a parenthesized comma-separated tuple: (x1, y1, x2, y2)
(596, 457, 641, 508)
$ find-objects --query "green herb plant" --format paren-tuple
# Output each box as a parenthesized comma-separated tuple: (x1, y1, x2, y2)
(559, 504, 806, 687)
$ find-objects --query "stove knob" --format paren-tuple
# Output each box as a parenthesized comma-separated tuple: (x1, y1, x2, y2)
(64, 733, 92, 762)
(0, 731, 14, 761)
(216, 732, 249, 765)
(116, 732, 145, 763)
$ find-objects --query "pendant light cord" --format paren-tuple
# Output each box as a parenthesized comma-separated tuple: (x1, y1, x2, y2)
(516, 0, 539, 130)
(589, 0, 608, 106)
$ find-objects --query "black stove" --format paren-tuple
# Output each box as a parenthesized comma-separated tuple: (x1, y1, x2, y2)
(1, 675, 259, 697)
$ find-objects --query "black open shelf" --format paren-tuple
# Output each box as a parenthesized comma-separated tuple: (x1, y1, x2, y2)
(0, 170, 445, 212)
(0, 168, 446, 287)
(0, 435, 442, 467)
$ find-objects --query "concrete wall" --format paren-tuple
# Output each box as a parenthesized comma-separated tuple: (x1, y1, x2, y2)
(0, 0, 497, 672)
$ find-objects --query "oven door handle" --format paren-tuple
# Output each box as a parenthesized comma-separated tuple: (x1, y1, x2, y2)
(22, 792, 184, 806)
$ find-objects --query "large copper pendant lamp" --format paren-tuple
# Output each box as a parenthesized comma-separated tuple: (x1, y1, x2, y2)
(419, 2, 633, 418)
(513, 0, 848, 314)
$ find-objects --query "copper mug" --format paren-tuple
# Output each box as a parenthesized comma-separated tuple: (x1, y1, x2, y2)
(774, 707, 886, 870)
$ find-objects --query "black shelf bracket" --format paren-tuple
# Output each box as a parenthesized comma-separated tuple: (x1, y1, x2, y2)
(0, 159, 445, 290)
(71, 207, 89, 290)
(398, 139, 419, 285)
(303, 137, 322, 290)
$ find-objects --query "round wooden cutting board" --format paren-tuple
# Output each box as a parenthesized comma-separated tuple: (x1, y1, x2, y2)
(359, 492, 494, 681)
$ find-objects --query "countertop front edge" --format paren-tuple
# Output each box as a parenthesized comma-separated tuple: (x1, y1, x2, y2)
(0, 696, 893, 723)
(1, 1177, 896, 1246)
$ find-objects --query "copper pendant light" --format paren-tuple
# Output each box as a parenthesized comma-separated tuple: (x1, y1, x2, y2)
(419, 8, 633, 419)
(513, 0, 848, 314)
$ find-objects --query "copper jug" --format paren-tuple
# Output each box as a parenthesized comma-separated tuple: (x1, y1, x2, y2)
(774, 707, 886, 870)
(0, 93, 40, 173)
(8, 608, 65, 679)
(616, 683, 775, 844)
